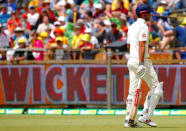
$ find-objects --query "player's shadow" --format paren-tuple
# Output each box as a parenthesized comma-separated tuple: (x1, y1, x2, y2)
(143, 126, 182, 128)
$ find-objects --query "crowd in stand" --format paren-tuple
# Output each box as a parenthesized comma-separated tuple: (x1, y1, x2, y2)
(0, 0, 186, 62)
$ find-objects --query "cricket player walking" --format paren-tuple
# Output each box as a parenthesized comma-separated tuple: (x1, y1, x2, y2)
(125, 4, 163, 128)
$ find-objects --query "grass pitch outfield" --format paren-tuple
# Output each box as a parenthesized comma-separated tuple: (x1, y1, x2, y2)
(0, 115, 186, 131)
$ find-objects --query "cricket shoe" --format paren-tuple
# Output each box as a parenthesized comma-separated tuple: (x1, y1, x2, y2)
(138, 116, 157, 127)
(124, 122, 142, 128)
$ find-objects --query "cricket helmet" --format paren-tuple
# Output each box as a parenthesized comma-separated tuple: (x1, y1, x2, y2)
(136, 4, 152, 17)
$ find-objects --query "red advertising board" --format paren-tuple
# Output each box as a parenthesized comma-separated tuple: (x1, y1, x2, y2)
(0, 65, 185, 105)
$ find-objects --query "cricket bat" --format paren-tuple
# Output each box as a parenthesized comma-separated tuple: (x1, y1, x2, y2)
(128, 79, 142, 124)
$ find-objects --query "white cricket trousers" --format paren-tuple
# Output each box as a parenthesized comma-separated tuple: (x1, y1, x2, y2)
(127, 57, 159, 95)
(125, 57, 159, 122)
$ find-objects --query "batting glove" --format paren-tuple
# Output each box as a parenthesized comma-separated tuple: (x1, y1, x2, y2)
(136, 64, 146, 78)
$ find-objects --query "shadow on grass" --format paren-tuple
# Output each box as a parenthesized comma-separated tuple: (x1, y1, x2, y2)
(142, 126, 184, 128)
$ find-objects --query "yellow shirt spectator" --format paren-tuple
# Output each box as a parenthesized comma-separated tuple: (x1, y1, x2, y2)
(71, 34, 84, 49)
(51, 36, 69, 47)
(112, 0, 129, 11)
(28, 0, 39, 8)
(61, 36, 69, 45)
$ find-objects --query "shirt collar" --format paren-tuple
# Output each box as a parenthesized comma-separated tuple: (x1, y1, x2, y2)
(137, 18, 147, 25)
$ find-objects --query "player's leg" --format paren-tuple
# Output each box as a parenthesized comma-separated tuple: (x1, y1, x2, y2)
(139, 60, 163, 127)
(125, 59, 142, 127)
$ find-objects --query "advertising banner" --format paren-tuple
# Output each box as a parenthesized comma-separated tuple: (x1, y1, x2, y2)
(0, 65, 185, 105)
(1, 108, 186, 116)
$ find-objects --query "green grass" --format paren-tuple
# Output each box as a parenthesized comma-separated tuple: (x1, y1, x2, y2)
(0, 115, 186, 131)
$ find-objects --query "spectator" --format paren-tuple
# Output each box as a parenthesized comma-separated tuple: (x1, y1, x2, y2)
(10, 38, 27, 63)
(156, 4, 174, 49)
(104, 21, 122, 60)
(6, 0, 16, 14)
(13, 27, 28, 48)
(71, 25, 84, 60)
(6, 27, 28, 61)
(72, 25, 83, 49)
(93, 3, 104, 18)
(120, 18, 128, 41)
(66, 8, 73, 22)
(36, 8, 52, 28)
(0, 0, 185, 62)
(84, 11, 94, 30)
(46, 28, 69, 50)
(77, 19, 86, 34)
(112, 0, 130, 11)
(38, 31, 49, 46)
(37, 16, 55, 34)
(85, 28, 100, 59)
(83, 0, 95, 14)
(68, 5, 81, 24)
(0, 23, 13, 60)
(28, 0, 41, 8)
(38, 0, 56, 22)
(29, 31, 38, 48)
(27, 5, 39, 30)
(175, 17, 186, 60)
(15, 0, 25, 9)
(58, 16, 67, 28)
(21, 13, 31, 38)
(54, 1, 65, 17)
(48, 27, 64, 46)
(0, 4, 11, 25)
(7, 11, 21, 34)
(85, 28, 99, 49)
(53, 37, 69, 60)
(128, 3, 137, 25)
(105, 22, 122, 45)
(30, 33, 45, 61)
(104, 1, 113, 18)
(80, 34, 94, 59)
(49, 21, 61, 39)
(81, 0, 100, 10)
(104, 19, 112, 33)
(111, 0, 128, 15)
(96, 21, 107, 47)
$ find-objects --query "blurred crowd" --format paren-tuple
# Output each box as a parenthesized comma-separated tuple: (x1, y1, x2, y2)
(0, 0, 186, 63)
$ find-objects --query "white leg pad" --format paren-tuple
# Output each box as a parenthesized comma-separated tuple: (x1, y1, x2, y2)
(125, 94, 133, 123)
(142, 82, 163, 120)
(125, 91, 142, 123)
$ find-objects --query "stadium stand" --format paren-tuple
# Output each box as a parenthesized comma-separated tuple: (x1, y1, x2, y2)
(0, 0, 185, 64)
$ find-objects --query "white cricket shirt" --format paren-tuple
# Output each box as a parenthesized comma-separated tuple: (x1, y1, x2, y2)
(127, 18, 149, 59)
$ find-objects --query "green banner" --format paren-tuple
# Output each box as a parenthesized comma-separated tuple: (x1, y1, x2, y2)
(63, 109, 80, 115)
(45, 109, 63, 115)
(0, 108, 6, 114)
(80, 109, 97, 115)
(170, 109, 186, 116)
(1, 108, 186, 116)
(0, 108, 24, 115)
(97, 109, 115, 115)
(27, 108, 45, 115)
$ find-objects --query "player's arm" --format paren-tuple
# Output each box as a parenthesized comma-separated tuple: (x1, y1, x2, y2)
(139, 41, 146, 63)
(138, 26, 148, 64)
(136, 27, 148, 78)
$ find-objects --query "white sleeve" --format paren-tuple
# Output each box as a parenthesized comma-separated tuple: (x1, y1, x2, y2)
(36, 25, 42, 34)
(139, 26, 148, 42)
(4, 30, 11, 42)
